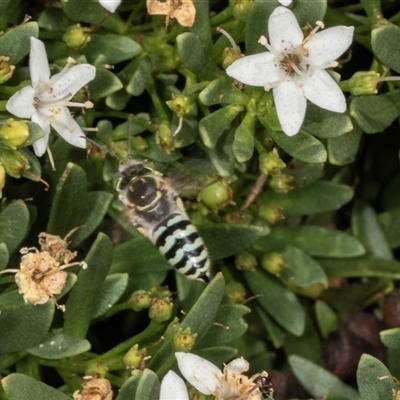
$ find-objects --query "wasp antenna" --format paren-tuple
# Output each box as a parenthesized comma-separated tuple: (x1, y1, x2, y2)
(127, 114, 133, 161)
(81, 135, 122, 163)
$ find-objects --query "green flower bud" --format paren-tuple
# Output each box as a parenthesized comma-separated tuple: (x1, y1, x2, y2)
(149, 285, 171, 299)
(0, 56, 15, 84)
(156, 121, 174, 153)
(148, 298, 173, 323)
(269, 174, 293, 193)
(258, 204, 284, 224)
(62, 24, 91, 49)
(259, 149, 286, 176)
(341, 71, 380, 96)
(0, 149, 29, 178)
(235, 250, 257, 271)
(131, 136, 148, 151)
(199, 179, 232, 209)
(0, 119, 29, 149)
(84, 363, 108, 378)
(233, 0, 254, 22)
(166, 94, 192, 117)
(173, 327, 197, 352)
(222, 47, 243, 70)
(262, 252, 285, 275)
(0, 164, 5, 196)
(225, 281, 246, 304)
(130, 290, 151, 312)
(123, 344, 147, 369)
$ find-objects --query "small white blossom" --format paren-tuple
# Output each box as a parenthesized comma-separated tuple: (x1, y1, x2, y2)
(160, 371, 189, 400)
(175, 352, 268, 399)
(6, 37, 96, 156)
(99, 0, 121, 12)
(278, 0, 292, 5)
(226, 7, 354, 136)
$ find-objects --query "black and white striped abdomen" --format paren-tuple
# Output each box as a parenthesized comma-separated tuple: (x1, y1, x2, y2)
(151, 213, 210, 282)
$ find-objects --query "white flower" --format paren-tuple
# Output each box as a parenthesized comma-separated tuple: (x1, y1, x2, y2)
(160, 371, 189, 400)
(99, 0, 121, 12)
(278, 0, 292, 5)
(226, 7, 354, 136)
(6, 37, 96, 156)
(175, 352, 269, 399)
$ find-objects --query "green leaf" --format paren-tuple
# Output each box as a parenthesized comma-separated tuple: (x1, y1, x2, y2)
(0, 200, 29, 255)
(290, 355, 361, 400)
(268, 128, 327, 163)
(27, 333, 91, 359)
(63, 233, 113, 337)
(0, 22, 39, 64)
(0, 242, 9, 270)
(352, 202, 392, 260)
(83, 33, 141, 64)
(24, 122, 45, 148)
(176, 32, 222, 81)
(269, 226, 365, 258)
(315, 301, 339, 338)
(372, 24, 400, 73)
(199, 224, 268, 261)
(199, 79, 249, 106)
(191, 0, 212, 49)
(281, 246, 327, 288)
(2, 373, 71, 400)
(91, 273, 129, 319)
(327, 125, 363, 166)
(350, 91, 400, 134)
(134, 369, 161, 400)
(378, 207, 400, 249)
(233, 112, 255, 163)
(294, 0, 327, 27)
(208, 127, 236, 177)
(256, 306, 285, 348)
(88, 68, 123, 101)
(126, 54, 158, 96)
(244, 269, 305, 336)
(357, 354, 396, 400)
(0, 292, 54, 355)
(197, 304, 249, 348)
(259, 181, 353, 216)
(319, 257, 400, 279)
(380, 328, 400, 351)
(117, 372, 142, 400)
(199, 105, 242, 149)
(303, 104, 353, 139)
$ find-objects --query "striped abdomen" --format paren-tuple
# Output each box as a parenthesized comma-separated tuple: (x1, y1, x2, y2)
(151, 213, 210, 282)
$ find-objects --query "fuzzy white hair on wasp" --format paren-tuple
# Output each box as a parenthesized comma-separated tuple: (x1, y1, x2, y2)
(82, 122, 211, 283)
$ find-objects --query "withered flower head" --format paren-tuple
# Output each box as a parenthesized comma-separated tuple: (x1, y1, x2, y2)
(147, 0, 196, 28)
(73, 375, 113, 400)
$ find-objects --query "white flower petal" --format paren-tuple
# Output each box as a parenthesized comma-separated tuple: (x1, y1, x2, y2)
(160, 371, 189, 400)
(32, 113, 51, 156)
(278, 0, 292, 5)
(50, 107, 87, 149)
(225, 358, 249, 374)
(268, 7, 303, 53)
(46, 64, 96, 102)
(6, 86, 36, 118)
(99, 0, 121, 12)
(29, 37, 51, 89)
(306, 26, 354, 67)
(175, 352, 222, 395)
(226, 52, 281, 87)
(303, 69, 346, 112)
(273, 77, 307, 136)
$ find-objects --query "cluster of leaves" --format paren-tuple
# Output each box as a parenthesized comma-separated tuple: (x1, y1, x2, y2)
(1, 0, 400, 399)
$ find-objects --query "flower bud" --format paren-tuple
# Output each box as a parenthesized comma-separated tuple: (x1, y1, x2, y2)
(259, 149, 286, 176)
(235, 250, 257, 271)
(173, 328, 197, 352)
(156, 121, 174, 153)
(262, 252, 285, 275)
(233, 0, 254, 22)
(0, 149, 29, 178)
(123, 344, 147, 369)
(84, 363, 108, 378)
(130, 290, 151, 312)
(258, 204, 284, 224)
(62, 24, 91, 49)
(225, 281, 246, 304)
(199, 179, 233, 209)
(342, 71, 380, 96)
(0, 119, 29, 149)
(269, 174, 294, 193)
(0, 56, 15, 84)
(0, 164, 5, 195)
(131, 135, 148, 151)
(166, 94, 192, 117)
(222, 47, 243, 70)
(148, 298, 173, 323)
(149, 285, 171, 299)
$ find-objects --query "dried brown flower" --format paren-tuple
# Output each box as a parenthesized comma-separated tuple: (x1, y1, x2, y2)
(147, 0, 196, 27)
(73, 375, 113, 400)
